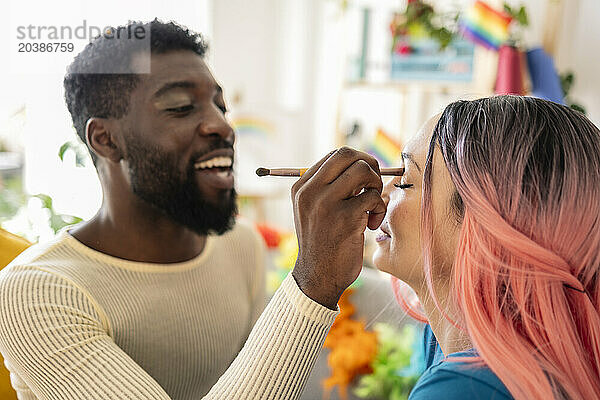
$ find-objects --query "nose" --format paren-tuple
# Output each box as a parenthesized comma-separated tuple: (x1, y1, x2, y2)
(199, 107, 235, 145)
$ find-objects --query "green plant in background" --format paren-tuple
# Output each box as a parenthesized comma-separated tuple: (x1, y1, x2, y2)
(354, 324, 424, 400)
(0, 139, 86, 238)
(390, 1, 532, 52)
(502, 2, 529, 47)
(405, 2, 454, 49)
(0, 176, 27, 222)
(0, 184, 82, 239)
(390, 1, 458, 51)
(560, 71, 587, 115)
(58, 141, 89, 167)
(31, 140, 87, 233)
(502, 3, 529, 27)
(32, 194, 82, 234)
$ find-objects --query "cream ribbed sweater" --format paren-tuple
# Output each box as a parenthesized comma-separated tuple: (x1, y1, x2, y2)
(0, 220, 338, 399)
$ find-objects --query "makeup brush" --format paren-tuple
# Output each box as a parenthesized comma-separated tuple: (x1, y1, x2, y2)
(256, 167, 404, 177)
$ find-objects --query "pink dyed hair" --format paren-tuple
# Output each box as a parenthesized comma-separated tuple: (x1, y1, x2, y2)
(394, 96, 600, 399)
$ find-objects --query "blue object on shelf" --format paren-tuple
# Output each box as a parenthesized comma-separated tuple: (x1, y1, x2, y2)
(526, 47, 565, 104)
(390, 38, 474, 82)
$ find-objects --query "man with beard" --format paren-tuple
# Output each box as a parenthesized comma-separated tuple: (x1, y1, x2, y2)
(0, 20, 386, 400)
(0, 20, 262, 399)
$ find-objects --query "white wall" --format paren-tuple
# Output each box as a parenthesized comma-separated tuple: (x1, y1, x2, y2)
(555, 0, 600, 126)
(211, 0, 322, 230)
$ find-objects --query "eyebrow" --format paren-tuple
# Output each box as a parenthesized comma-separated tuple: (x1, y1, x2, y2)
(401, 152, 421, 173)
(152, 81, 223, 99)
(152, 81, 196, 98)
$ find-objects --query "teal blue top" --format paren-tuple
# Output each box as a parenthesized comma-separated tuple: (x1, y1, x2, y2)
(408, 325, 513, 399)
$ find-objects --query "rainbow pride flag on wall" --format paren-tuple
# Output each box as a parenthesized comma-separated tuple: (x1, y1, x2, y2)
(367, 129, 402, 168)
(460, 1, 512, 50)
(231, 117, 275, 137)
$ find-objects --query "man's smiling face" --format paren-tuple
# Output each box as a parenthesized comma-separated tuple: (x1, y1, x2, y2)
(118, 49, 237, 235)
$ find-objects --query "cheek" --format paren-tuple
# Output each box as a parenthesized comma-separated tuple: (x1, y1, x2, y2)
(429, 185, 461, 275)
(431, 218, 460, 276)
(389, 195, 420, 248)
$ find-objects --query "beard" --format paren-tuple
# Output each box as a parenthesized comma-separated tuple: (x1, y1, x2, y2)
(123, 136, 237, 236)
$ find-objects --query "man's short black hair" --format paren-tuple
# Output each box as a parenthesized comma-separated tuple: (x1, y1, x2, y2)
(63, 19, 208, 164)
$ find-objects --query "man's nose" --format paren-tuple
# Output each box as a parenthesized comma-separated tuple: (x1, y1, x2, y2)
(199, 109, 235, 145)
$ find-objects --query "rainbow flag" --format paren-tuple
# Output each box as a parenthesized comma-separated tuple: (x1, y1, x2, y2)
(460, 1, 512, 50)
(367, 129, 402, 168)
(231, 117, 275, 137)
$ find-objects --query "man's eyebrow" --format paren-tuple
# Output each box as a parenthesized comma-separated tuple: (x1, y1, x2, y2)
(152, 81, 197, 98)
(401, 152, 421, 173)
(152, 81, 223, 99)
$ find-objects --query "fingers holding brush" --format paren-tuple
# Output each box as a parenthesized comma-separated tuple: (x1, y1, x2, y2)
(329, 158, 383, 199)
(291, 150, 336, 193)
(328, 156, 386, 231)
(289, 147, 386, 309)
(347, 188, 387, 230)
(314, 147, 381, 186)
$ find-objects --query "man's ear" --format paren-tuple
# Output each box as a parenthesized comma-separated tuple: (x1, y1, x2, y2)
(85, 118, 122, 163)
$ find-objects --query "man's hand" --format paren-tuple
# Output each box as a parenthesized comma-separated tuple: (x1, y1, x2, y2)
(291, 147, 386, 309)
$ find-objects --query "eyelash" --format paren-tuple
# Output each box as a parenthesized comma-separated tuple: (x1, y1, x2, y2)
(166, 105, 194, 113)
(394, 183, 414, 189)
(166, 104, 228, 114)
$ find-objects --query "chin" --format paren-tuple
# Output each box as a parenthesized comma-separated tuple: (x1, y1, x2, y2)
(372, 250, 389, 274)
(373, 250, 421, 285)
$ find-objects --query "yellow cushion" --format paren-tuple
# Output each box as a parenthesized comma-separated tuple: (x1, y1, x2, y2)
(0, 228, 31, 400)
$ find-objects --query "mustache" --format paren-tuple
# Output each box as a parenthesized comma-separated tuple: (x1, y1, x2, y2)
(190, 139, 234, 161)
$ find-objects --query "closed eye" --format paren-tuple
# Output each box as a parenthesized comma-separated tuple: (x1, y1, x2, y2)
(394, 183, 414, 189)
(165, 104, 194, 113)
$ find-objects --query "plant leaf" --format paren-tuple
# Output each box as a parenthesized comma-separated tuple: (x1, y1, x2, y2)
(58, 142, 71, 162)
(33, 194, 53, 209)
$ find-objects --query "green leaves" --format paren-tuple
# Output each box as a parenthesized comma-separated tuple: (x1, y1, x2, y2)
(354, 323, 423, 400)
(560, 71, 587, 115)
(503, 4, 529, 27)
(0, 139, 85, 239)
(58, 141, 88, 167)
(0, 177, 26, 221)
(33, 194, 82, 233)
(33, 193, 53, 210)
(391, 1, 459, 50)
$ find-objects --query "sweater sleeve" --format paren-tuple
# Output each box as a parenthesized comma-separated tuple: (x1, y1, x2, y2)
(249, 226, 267, 328)
(0, 267, 173, 399)
(0, 267, 337, 400)
(204, 273, 338, 399)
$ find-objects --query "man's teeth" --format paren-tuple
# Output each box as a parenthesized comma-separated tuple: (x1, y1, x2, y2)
(194, 156, 233, 169)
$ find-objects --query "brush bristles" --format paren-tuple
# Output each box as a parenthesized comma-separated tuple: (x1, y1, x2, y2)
(256, 167, 270, 177)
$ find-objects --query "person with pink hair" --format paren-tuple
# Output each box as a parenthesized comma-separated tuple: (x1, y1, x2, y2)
(374, 95, 600, 400)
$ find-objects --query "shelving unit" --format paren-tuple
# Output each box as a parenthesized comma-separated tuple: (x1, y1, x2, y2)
(333, 3, 498, 152)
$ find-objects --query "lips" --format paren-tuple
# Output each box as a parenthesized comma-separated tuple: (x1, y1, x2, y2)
(375, 222, 391, 243)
